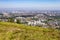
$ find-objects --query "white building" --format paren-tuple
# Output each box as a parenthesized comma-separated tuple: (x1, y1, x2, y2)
(14, 19, 17, 22)
(27, 19, 46, 26)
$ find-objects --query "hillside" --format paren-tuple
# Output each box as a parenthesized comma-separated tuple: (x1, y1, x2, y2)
(0, 22, 60, 40)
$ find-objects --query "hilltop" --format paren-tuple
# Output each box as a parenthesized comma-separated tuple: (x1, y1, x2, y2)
(0, 22, 60, 40)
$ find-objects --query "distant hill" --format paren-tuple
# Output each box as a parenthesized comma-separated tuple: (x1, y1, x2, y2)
(0, 22, 60, 40)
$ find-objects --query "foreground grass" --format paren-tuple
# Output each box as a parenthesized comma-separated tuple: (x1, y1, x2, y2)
(0, 22, 60, 40)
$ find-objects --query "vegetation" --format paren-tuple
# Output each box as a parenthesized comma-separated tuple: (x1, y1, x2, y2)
(8, 18, 14, 22)
(0, 22, 60, 40)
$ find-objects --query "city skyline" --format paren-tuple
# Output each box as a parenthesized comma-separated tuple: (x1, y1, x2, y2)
(0, 0, 60, 10)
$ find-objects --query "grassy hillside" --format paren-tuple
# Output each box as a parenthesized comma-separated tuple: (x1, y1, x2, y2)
(0, 22, 60, 40)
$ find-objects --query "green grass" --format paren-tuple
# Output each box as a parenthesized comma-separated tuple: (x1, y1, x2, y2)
(0, 22, 60, 40)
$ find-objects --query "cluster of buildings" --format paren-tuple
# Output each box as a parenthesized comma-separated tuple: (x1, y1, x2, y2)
(13, 13, 60, 29)
(0, 11, 60, 29)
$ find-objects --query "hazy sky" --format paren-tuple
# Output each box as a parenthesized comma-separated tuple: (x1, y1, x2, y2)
(0, 0, 60, 10)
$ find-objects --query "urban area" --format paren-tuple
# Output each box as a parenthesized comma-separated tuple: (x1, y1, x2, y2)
(0, 9, 60, 29)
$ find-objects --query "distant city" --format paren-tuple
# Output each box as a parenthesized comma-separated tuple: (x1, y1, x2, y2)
(0, 9, 60, 29)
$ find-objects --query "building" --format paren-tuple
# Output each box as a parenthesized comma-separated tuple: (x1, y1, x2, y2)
(27, 19, 46, 26)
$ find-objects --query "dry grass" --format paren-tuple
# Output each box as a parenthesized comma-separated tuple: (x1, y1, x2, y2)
(0, 22, 60, 40)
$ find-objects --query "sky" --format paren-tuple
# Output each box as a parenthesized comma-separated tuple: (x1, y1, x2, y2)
(0, 0, 60, 10)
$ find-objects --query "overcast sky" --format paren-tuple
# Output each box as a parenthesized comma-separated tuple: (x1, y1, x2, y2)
(0, 0, 60, 10)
